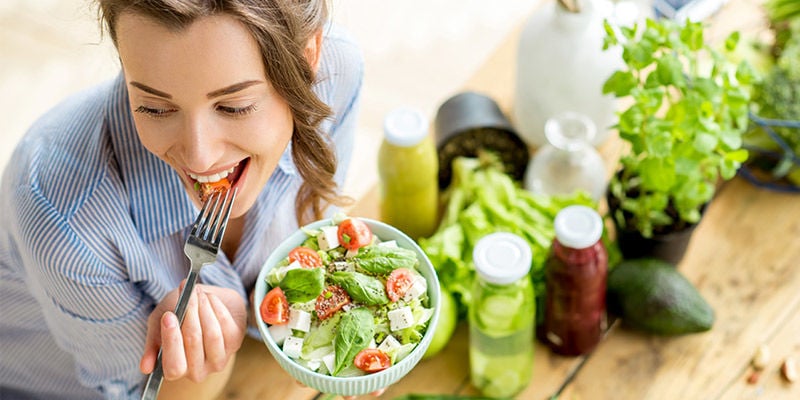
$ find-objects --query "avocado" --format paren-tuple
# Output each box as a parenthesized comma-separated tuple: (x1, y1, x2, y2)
(607, 258, 715, 335)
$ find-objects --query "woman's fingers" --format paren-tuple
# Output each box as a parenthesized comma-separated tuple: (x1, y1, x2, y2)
(159, 311, 188, 380)
(207, 291, 242, 353)
(198, 290, 227, 371)
(343, 388, 386, 399)
(180, 289, 206, 381)
(140, 284, 247, 382)
(139, 310, 163, 374)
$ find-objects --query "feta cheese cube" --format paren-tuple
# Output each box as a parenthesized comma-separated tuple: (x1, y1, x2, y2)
(286, 260, 302, 271)
(321, 352, 336, 374)
(377, 240, 398, 248)
(317, 226, 340, 251)
(287, 309, 312, 333)
(282, 336, 304, 359)
(306, 360, 322, 372)
(388, 306, 415, 331)
(268, 324, 292, 345)
(403, 275, 428, 302)
(377, 335, 402, 354)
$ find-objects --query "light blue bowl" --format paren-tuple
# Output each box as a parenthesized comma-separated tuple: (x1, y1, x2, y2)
(254, 217, 441, 396)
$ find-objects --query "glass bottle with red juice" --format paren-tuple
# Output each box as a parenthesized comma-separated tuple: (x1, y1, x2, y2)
(541, 205, 608, 356)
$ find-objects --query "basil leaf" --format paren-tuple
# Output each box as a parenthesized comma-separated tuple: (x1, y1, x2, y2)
(354, 246, 418, 275)
(279, 267, 325, 303)
(330, 271, 389, 305)
(333, 308, 374, 376)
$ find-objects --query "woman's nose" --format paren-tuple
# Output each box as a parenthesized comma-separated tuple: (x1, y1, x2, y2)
(181, 113, 223, 171)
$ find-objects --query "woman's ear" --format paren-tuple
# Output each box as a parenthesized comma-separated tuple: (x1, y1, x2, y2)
(304, 29, 324, 73)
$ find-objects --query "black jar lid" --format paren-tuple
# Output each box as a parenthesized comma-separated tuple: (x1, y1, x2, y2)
(434, 91, 530, 189)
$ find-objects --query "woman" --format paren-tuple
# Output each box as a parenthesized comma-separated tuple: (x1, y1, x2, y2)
(0, 0, 363, 398)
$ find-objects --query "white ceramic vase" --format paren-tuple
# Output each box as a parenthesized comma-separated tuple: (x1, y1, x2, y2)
(513, 0, 624, 148)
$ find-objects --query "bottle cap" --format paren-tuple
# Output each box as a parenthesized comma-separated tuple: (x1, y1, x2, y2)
(383, 107, 429, 147)
(554, 205, 603, 249)
(473, 232, 532, 285)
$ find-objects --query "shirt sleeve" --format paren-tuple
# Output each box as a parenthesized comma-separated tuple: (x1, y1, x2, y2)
(11, 184, 153, 399)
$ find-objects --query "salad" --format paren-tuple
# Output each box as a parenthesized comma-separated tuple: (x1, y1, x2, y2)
(259, 216, 434, 377)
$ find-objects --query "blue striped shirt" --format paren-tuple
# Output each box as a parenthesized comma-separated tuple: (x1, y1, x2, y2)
(0, 23, 363, 400)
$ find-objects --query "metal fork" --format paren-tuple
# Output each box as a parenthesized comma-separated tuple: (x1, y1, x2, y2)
(141, 187, 237, 400)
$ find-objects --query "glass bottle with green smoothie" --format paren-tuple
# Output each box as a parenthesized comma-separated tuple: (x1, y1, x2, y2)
(378, 107, 439, 240)
(469, 232, 535, 399)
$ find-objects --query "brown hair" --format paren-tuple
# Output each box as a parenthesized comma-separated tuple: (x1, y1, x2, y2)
(96, 0, 351, 225)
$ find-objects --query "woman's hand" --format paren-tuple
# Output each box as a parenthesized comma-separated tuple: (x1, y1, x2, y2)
(140, 283, 248, 382)
(343, 388, 386, 399)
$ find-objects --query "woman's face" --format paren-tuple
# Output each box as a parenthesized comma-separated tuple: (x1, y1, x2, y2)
(116, 12, 293, 218)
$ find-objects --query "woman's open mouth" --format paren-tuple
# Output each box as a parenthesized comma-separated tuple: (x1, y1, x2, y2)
(187, 158, 249, 200)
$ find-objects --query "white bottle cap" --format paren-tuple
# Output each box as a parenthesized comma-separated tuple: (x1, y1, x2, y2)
(383, 107, 429, 147)
(473, 232, 532, 285)
(554, 205, 603, 249)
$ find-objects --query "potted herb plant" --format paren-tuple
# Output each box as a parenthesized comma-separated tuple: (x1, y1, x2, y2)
(602, 18, 754, 264)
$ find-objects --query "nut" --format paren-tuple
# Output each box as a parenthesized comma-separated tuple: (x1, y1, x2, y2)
(747, 370, 761, 385)
(782, 357, 797, 383)
(752, 344, 770, 370)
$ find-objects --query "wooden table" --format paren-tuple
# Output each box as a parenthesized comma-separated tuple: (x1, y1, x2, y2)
(217, 1, 800, 398)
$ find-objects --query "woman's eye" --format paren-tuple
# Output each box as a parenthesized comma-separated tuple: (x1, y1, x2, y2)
(134, 105, 175, 118)
(217, 104, 257, 117)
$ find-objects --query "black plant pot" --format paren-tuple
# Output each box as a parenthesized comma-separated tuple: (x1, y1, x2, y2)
(613, 223, 699, 265)
(606, 190, 702, 266)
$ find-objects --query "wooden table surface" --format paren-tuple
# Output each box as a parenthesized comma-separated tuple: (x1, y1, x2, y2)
(217, 1, 800, 399)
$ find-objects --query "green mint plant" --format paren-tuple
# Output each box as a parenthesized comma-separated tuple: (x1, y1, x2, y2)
(602, 18, 755, 238)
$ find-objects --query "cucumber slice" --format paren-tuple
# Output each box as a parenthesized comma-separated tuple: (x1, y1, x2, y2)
(476, 293, 522, 331)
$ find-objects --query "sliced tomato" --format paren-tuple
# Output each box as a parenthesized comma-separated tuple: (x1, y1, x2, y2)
(386, 268, 415, 302)
(260, 287, 289, 325)
(353, 348, 392, 373)
(337, 217, 372, 251)
(315, 285, 351, 320)
(288, 246, 323, 268)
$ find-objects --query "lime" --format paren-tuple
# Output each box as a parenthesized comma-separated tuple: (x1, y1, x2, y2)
(423, 287, 457, 359)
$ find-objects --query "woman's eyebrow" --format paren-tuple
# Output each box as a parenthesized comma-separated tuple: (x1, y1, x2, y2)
(206, 80, 263, 99)
(130, 81, 172, 99)
(128, 80, 263, 100)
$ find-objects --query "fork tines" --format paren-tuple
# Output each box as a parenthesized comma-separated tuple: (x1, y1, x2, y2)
(193, 188, 237, 245)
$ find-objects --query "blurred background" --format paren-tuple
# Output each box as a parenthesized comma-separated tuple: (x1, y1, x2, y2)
(0, 0, 545, 200)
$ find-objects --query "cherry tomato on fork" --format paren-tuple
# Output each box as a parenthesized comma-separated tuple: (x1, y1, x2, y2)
(288, 246, 323, 268)
(337, 218, 372, 251)
(260, 287, 289, 325)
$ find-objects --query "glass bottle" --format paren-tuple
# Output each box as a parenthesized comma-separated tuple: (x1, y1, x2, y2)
(378, 107, 439, 240)
(469, 232, 535, 399)
(524, 112, 607, 202)
(541, 205, 608, 356)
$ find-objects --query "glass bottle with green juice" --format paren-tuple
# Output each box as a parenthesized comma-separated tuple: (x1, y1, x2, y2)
(378, 107, 439, 240)
(469, 232, 535, 399)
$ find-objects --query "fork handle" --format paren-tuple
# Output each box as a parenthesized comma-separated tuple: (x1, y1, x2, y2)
(173, 269, 200, 323)
(141, 269, 200, 399)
